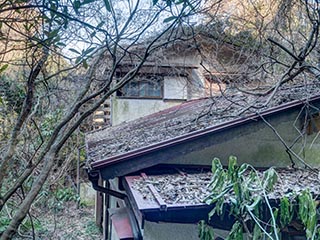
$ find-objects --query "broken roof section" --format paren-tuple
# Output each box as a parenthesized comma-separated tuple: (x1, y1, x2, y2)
(86, 84, 320, 171)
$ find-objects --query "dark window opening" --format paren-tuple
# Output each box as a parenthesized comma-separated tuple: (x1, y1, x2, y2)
(117, 75, 163, 98)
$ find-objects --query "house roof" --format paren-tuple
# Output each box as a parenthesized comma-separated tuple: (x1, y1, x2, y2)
(127, 168, 320, 207)
(122, 166, 320, 229)
(86, 84, 320, 171)
(101, 30, 248, 76)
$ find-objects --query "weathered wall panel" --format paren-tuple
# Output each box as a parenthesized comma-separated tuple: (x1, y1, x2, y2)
(163, 76, 188, 100)
(111, 98, 183, 125)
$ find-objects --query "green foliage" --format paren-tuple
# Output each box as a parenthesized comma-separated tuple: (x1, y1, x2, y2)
(44, 187, 80, 212)
(41, 110, 63, 137)
(20, 217, 45, 233)
(0, 75, 25, 113)
(279, 196, 293, 228)
(0, 214, 10, 233)
(0, 64, 9, 74)
(0, 205, 46, 236)
(198, 220, 215, 240)
(163, 16, 177, 23)
(226, 221, 243, 240)
(262, 168, 278, 192)
(200, 156, 320, 240)
(253, 224, 262, 240)
(55, 187, 79, 202)
(69, 48, 81, 55)
(103, 0, 111, 12)
(232, 30, 259, 49)
(85, 220, 101, 235)
(204, 156, 277, 239)
(298, 190, 318, 239)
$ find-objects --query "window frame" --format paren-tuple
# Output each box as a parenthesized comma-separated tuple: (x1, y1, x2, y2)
(116, 74, 164, 99)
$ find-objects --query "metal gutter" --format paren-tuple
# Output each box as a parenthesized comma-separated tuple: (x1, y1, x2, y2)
(88, 171, 142, 240)
(123, 175, 235, 230)
(122, 172, 319, 230)
(91, 95, 320, 170)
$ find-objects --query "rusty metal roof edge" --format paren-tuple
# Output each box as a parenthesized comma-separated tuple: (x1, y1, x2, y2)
(91, 95, 320, 170)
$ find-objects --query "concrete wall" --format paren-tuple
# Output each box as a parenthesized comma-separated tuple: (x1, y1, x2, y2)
(164, 76, 188, 100)
(142, 222, 302, 240)
(189, 69, 207, 99)
(143, 221, 229, 240)
(80, 182, 96, 206)
(111, 71, 208, 125)
(162, 50, 201, 66)
(111, 98, 184, 125)
(110, 222, 199, 240)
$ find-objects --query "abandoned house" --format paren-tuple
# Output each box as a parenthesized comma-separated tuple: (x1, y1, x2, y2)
(85, 83, 320, 240)
(83, 35, 248, 131)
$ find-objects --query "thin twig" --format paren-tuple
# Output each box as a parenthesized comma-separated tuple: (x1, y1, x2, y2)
(258, 113, 316, 171)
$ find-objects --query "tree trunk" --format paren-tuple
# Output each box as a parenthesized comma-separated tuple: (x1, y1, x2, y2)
(0, 151, 56, 240)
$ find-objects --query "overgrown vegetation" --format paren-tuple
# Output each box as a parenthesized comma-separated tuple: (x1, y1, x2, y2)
(0, 0, 198, 238)
(1, 0, 320, 238)
(0, 185, 100, 239)
(199, 157, 320, 240)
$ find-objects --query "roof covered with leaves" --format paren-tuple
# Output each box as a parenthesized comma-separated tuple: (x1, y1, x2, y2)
(127, 167, 320, 206)
(85, 84, 320, 166)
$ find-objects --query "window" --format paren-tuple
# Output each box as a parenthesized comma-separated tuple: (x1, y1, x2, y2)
(117, 75, 163, 98)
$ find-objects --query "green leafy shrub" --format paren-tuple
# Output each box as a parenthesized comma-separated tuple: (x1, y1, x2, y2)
(0, 214, 10, 233)
(55, 187, 79, 202)
(85, 220, 101, 235)
(20, 217, 45, 233)
(199, 156, 320, 240)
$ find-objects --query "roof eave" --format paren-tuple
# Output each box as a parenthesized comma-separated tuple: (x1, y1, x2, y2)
(90, 95, 320, 170)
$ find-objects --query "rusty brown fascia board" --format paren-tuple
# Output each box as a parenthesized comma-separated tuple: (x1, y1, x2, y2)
(91, 95, 320, 170)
